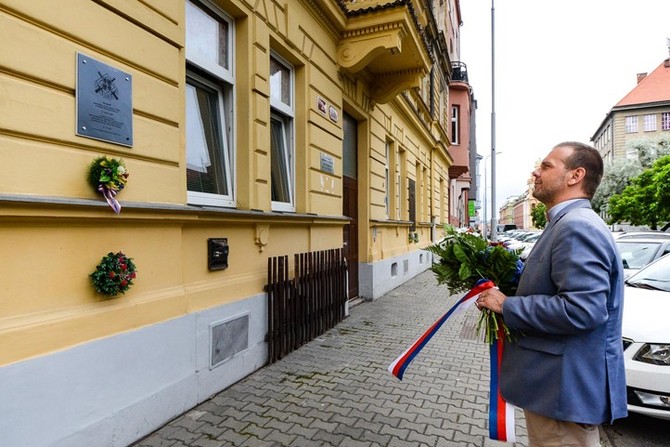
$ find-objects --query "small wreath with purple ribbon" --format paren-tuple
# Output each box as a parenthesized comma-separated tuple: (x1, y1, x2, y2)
(88, 156, 129, 213)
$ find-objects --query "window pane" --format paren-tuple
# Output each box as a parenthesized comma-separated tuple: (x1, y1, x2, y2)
(270, 117, 291, 203)
(270, 57, 291, 107)
(186, 81, 229, 196)
(186, 1, 228, 71)
(343, 113, 358, 179)
(451, 106, 459, 144)
(663, 112, 670, 131)
(218, 20, 228, 69)
(644, 114, 656, 132)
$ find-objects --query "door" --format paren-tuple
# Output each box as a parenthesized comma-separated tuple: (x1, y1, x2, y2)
(342, 112, 359, 299)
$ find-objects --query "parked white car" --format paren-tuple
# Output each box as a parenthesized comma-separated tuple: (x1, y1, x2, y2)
(622, 253, 670, 420)
(616, 237, 670, 278)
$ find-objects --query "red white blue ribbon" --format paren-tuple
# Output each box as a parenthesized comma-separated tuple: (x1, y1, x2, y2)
(387, 279, 515, 442)
(489, 325, 516, 442)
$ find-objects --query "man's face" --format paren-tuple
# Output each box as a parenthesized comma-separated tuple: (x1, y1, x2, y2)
(531, 146, 573, 205)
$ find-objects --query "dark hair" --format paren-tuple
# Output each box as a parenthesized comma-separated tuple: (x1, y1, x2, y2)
(555, 141, 603, 198)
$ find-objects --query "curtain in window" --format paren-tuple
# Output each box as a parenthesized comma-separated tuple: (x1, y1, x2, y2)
(186, 81, 228, 196)
(270, 117, 291, 203)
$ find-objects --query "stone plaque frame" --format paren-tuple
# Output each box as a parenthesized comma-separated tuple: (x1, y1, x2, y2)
(76, 53, 133, 147)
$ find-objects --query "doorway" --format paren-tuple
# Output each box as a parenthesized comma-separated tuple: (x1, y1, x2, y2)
(342, 112, 359, 299)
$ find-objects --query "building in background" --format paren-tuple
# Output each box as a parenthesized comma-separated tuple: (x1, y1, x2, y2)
(0, 0, 474, 445)
(497, 161, 540, 231)
(592, 56, 670, 163)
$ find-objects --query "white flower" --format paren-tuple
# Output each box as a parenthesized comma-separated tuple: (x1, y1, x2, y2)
(116, 166, 126, 175)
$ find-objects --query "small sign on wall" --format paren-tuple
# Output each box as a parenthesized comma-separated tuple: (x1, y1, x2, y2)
(320, 152, 335, 174)
(316, 96, 339, 123)
(317, 97, 327, 115)
(76, 53, 133, 147)
(328, 105, 339, 123)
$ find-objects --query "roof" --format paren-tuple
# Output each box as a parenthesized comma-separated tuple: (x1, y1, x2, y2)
(615, 59, 670, 108)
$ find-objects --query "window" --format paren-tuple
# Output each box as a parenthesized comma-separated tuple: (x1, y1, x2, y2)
(451, 105, 460, 144)
(185, 0, 235, 207)
(270, 53, 295, 211)
(662, 112, 670, 131)
(397, 148, 406, 220)
(643, 114, 657, 132)
(625, 115, 638, 133)
(385, 141, 390, 219)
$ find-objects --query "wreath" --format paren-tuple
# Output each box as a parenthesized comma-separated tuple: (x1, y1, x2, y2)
(90, 251, 137, 297)
(88, 156, 129, 213)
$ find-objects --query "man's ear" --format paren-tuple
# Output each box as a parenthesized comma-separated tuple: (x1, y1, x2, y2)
(567, 167, 586, 186)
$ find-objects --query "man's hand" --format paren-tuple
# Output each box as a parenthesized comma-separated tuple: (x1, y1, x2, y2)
(475, 288, 507, 314)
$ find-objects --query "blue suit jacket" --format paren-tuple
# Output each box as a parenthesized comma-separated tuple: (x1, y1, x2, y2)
(500, 199, 627, 424)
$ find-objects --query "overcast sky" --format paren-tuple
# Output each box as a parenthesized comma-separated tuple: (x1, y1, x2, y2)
(459, 0, 670, 219)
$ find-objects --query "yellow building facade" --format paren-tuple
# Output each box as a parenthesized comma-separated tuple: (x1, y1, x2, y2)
(0, 1, 459, 444)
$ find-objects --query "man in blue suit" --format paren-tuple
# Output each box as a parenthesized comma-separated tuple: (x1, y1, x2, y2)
(476, 142, 627, 446)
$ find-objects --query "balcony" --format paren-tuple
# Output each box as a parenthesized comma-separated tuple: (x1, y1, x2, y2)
(332, 0, 433, 103)
(451, 61, 468, 83)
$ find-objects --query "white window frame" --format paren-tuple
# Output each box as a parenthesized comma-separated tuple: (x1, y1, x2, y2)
(643, 114, 657, 132)
(625, 115, 638, 133)
(185, 0, 236, 207)
(451, 105, 460, 144)
(662, 112, 670, 131)
(270, 52, 295, 212)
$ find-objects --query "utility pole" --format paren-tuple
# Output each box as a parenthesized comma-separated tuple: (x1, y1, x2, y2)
(490, 0, 498, 241)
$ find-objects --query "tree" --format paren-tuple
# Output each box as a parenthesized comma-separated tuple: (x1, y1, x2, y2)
(531, 203, 547, 229)
(592, 135, 670, 214)
(631, 134, 670, 168)
(592, 158, 641, 214)
(608, 155, 670, 229)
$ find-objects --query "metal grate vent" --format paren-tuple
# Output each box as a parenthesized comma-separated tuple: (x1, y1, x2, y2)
(211, 314, 249, 368)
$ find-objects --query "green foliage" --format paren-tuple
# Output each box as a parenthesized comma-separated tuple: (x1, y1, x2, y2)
(90, 251, 137, 297)
(426, 226, 524, 344)
(531, 203, 547, 229)
(88, 156, 129, 193)
(593, 135, 670, 213)
(426, 225, 522, 296)
(592, 158, 642, 213)
(608, 155, 670, 230)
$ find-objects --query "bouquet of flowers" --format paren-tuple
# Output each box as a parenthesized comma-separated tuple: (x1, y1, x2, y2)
(88, 156, 129, 213)
(426, 226, 524, 343)
(90, 251, 137, 297)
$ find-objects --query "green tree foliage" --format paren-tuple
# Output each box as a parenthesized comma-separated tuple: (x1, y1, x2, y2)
(592, 158, 642, 213)
(426, 225, 522, 296)
(592, 136, 670, 214)
(608, 155, 670, 230)
(531, 203, 547, 229)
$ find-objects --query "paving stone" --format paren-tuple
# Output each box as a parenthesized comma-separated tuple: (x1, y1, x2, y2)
(132, 436, 177, 447)
(215, 430, 251, 446)
(130, 271, 530, 447)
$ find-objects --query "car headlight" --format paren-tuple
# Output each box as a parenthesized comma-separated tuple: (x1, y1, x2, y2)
(633, 344, 670, 365)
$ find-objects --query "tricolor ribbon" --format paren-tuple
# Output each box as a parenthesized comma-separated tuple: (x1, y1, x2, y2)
(489, 324, 515, 442)
(387, 279, 515, 443)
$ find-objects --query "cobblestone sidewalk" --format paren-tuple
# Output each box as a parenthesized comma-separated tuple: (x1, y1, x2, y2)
(132, 270, 533, 447)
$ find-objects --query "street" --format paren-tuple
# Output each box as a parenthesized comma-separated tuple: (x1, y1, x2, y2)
(603, 412, 668, 447)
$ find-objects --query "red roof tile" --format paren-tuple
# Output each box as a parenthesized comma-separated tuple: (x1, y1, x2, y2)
(615, 59, 670, 107)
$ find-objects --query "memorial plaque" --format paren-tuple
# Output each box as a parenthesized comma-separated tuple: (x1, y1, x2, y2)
(76, 53, 133, 147)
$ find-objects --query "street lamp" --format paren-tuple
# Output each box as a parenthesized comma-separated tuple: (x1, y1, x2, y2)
(490, 0, 498, 241)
